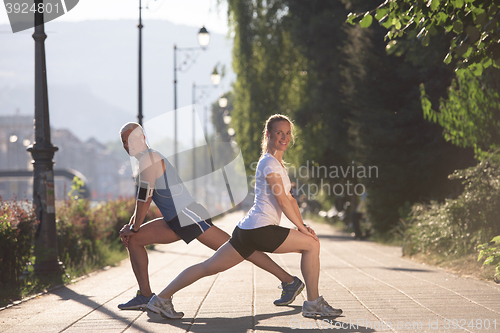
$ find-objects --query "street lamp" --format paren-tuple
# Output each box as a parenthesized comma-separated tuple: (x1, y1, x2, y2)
(27, 0, 64, 276)
(174, 26, 211, 170)
(198, 26, 210, 47)
(219, 96, 228, 108)
(137, 0, 144, 125)
(191, 72, 220, 198)
(210, 67, 221, 86)
(222, 110, 231, 124)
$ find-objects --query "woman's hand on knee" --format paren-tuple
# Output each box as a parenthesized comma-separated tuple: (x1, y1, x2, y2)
(301, 226, 318, 242)
(306, 226, 317, 240)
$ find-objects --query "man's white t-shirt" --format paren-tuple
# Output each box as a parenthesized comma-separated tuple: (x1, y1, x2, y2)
(238, 153, 292, 229)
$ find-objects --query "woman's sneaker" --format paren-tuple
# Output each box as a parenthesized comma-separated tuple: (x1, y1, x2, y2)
(274, 276, 305, 306)
(302, 296, 342, 318)
(147, 295, 184, 319)
(118, 290, 154, 310)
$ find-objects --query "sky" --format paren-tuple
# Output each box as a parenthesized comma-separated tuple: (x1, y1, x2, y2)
(0, 0, 230, 34)
(0, 0, 234, 143)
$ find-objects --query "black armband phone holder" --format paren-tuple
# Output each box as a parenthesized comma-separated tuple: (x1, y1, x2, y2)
(137, 181, 154, 202)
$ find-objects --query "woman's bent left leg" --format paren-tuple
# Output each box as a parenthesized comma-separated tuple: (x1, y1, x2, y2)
(273, 229, 320, 301)
(158, 242, 244, 299)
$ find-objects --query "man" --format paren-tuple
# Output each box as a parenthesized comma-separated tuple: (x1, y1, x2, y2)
(117, 122, 304, 310)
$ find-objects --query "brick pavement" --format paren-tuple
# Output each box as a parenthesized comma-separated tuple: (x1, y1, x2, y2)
(1, 211, 499, 333)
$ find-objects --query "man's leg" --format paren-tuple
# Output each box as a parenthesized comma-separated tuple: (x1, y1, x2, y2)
(196, 225, 294, 283)
(127, 218, 181, 297)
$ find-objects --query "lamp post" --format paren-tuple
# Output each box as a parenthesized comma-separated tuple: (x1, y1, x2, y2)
(173, 26, 210, 170)
(27, 0, 64, 276)
(191, 72, 221, 198)
(137, 0, 143, 125)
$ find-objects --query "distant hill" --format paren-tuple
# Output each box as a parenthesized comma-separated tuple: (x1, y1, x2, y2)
(0, 20, 234, 143)
(0, 84, 133, 142)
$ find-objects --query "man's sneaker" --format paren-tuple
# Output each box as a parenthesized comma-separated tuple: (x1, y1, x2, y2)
(147, 295, 184, 319)
(118, 290, 154, 310)
(302, 296, 343, 318)
(274, 276, 305, 306)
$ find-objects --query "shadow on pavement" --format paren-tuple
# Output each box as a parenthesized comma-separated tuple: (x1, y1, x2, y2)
(50, 286, 151, 333)
(382, 267, 434, 273)
(317, 233, 357, 242)
(150, 248, 213, 260)
(145, 306, 376, 332)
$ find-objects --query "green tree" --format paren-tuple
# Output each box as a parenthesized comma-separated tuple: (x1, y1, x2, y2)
(227, 0, 308, 169)
(348, 0, 500, 159)
(225, 0, 474, 234)
(227, 0, 364, 221)
(421, 67, 500, 158)
(349, 1, 500, 273)
(285, 1, 351, 166)
(343, 1, 474, 232)
(347, 0, 500, 73)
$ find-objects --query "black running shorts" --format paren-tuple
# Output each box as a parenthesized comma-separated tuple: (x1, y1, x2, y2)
(165, 202, 213, 244)
(229, 225, 290, 259)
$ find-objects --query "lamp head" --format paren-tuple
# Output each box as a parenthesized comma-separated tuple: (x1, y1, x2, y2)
(198, 26, 210, 48)
(210, 66, 221, 85)
(219, 97, 228, 108)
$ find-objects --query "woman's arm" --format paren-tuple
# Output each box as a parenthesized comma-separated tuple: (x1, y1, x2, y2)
(266, 172, 318, 241)
(290, 195, 317, 238)
(290, 194, 303, 225)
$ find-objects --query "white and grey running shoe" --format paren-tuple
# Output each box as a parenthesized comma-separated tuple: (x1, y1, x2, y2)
(147, 295, 184, 319)
(302, 296, 342, 318)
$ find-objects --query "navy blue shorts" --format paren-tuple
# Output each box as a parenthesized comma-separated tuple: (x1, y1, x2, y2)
(229, 225, 290, 259)
(165, 202, 213, 244)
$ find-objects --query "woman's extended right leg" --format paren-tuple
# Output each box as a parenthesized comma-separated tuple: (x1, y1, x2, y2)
(157, 242, 245, 299)
(273, 229, 320, 301)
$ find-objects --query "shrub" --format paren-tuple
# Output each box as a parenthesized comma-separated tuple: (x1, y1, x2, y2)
(0, 199, 36, 288)
(56, 197, 132, 275)
(478, 236, 500, 283)
(404, 150, 500, 258)
(0, 194, 162, 305)
(55, 196, 161, 276)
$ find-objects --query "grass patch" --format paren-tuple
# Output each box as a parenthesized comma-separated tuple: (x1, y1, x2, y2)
(402, 151, 500, 284)
(63, 241, 129, 279)
(407, 252, 496, 282)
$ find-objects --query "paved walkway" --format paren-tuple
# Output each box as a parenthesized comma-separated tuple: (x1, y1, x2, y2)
(1, 211, 499, 333)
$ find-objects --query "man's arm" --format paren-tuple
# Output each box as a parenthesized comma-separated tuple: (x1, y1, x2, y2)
(119, 152, 161, 245)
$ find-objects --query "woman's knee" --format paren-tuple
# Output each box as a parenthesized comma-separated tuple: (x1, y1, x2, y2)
(304, 237, 320, 253)
(200, 260, 222, 276)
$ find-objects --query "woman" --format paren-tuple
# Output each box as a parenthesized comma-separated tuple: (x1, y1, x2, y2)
(147, 114, 342, 319)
